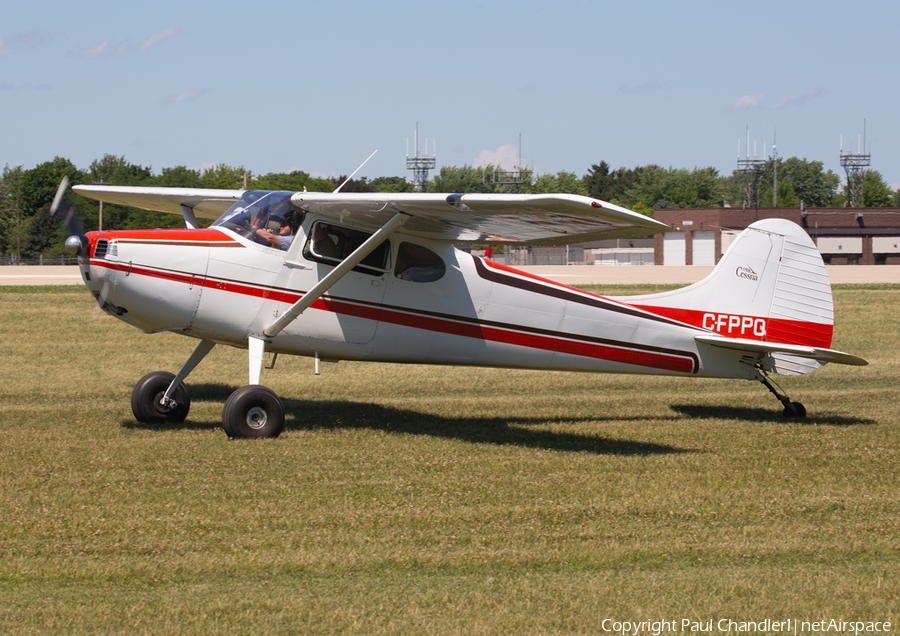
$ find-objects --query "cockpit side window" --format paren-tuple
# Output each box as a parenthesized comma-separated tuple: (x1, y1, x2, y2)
(394, 242, 446, 283)
(303, 221, 391, 275)
(212, 191, 302, 251)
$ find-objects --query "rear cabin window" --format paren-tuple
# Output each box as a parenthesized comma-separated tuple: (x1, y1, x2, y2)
(394, 242, 446, 283)
(303, 221, 391, 275)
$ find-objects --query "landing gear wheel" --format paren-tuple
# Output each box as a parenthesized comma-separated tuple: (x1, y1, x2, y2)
(758, 370, 807, 419)
(783, 401, 806, 418)
(131, 371, 190, 423)
(222, 385, 285, 439)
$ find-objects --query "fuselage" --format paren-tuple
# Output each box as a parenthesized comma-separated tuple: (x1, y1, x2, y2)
(77, 217, 757, 381)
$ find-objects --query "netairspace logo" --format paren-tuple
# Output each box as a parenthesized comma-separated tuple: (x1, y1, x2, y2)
(600, 618, 892, 635)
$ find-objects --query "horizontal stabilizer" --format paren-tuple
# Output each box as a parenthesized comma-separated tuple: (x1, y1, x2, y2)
(695, 333, 868, 367)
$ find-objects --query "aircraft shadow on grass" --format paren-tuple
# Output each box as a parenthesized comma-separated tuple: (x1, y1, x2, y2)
(669, 404, 876, 426)
(122, 383, 691, 456)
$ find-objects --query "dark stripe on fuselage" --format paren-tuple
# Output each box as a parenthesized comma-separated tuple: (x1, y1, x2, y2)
(473, 257, 699, 330)
(90, 254, 699, 374)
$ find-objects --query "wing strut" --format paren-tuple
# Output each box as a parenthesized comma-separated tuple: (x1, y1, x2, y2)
(180, 204, 199, 229)
(262, 211, 409, 338)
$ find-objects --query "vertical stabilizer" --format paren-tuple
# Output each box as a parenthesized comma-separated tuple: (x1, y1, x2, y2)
(616, 219, 834, 374)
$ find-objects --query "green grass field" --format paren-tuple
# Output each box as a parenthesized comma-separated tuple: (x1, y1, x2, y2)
(1, 284, 898, 634)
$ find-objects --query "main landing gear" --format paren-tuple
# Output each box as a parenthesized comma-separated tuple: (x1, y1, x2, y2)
(757, 369, 806, 418)
(130, 338, 286, 438)
(222, 385, 285, 438)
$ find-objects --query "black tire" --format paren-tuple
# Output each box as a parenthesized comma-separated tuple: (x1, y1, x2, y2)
(131, 371, 190, 423)
(783, 401, 807, 418)
(222, 385, 285, 439)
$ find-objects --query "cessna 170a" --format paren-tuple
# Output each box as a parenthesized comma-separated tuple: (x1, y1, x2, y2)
(64, 180, 867, 438)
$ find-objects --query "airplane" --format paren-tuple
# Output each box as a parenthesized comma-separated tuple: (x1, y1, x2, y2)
(62, 179, 867, 438)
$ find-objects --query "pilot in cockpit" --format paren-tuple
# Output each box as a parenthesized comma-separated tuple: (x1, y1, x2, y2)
(253, 209, 301, 250)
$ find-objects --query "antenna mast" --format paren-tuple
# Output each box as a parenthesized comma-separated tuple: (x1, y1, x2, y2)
(772, 129, 778, 207)
(736, 126, 764, 208)
(406, 123, 436, 192)
(494, 133, 526, 193)
(840, 119, 871, 207)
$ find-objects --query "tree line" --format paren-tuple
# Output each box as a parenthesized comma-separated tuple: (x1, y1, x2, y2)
(2, 154, 899, 260)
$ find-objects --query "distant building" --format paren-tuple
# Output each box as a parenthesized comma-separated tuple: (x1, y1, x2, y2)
(651, 207, 900, 266)
(473, 207, 900, 266)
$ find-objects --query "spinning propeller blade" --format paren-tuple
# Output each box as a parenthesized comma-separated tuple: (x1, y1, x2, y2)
(51, 176, 88, 256)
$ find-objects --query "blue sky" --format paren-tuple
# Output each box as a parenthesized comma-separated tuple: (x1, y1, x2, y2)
(3, 0, 899, 189)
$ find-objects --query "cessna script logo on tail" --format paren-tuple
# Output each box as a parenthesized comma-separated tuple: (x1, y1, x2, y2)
(735, 265, 758, 281)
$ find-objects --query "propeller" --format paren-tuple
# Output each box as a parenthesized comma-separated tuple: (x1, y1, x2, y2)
(50, 177, 110, 319)
(50, 176, 88, 257)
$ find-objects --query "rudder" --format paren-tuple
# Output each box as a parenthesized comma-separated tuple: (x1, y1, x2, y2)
(619, 219, 834, 352)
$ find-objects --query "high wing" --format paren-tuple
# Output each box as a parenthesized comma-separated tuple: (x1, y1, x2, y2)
(72, 186, 670, 245)
(291, 192, 669, 244)
(72, 185, 243, 221)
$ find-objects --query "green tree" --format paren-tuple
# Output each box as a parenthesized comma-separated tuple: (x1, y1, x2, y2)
(583, 162, 647, 205)
(199, 164, 247, 190)
(19, 157, 85, 218)
(333, 176, 374, 193)
(626, 165, 724, 209)
(153, 165, 202, 188)
(775, 157, 839, 207)
(630, 202, 654, 217)
(89, 154, 153, 185)
(20, 202, 68, 258)
(751, 157, 839, 207)
(861, 170, 893, 207)
(78, 156, 185, 231)
(369, 176, 414, 193)
(761, 177, 800, 208)
(430, 165, 503, 193)
(530, 170, 588, 195)
(1, 165, 25, 262)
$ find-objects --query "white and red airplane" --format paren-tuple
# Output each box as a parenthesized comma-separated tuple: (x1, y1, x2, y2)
(65, 181, 866, 438)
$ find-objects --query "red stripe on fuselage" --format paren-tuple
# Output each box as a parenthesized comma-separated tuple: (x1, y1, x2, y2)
(92, 228, 238, 242)
(629, 305, 833, 348)
(87, 228, 241, 257)
(329, 300, 695, 373)
(91, 255, 697, 374)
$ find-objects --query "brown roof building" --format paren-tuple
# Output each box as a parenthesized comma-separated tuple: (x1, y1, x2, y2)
(651, 207, 900, 266)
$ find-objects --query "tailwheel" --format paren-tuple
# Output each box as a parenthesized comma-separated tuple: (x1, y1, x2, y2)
(783, 401, 806, 418)
(131, 371, 190, 423)
(222, 385, 285, 439)
(757, 368, 806, 419)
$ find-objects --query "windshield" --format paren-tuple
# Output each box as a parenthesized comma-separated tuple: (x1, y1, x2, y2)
(211, 191, 302, 250)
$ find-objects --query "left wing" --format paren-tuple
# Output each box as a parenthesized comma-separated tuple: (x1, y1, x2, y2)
(72, 185, 244, 221)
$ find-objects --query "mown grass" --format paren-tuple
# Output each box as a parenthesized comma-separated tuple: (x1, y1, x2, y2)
(1, 285, 898, 634)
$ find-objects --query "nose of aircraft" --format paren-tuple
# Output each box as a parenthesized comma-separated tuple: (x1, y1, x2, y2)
(65, 234, 88, 256)
(75, 231, 107, 296)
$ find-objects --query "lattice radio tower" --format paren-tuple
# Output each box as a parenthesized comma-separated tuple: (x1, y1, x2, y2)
(406, 123, 436, 192)
(840, 121, 871, 208)
(493, 133, 526, 193)
(736, 127, 764, 208)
